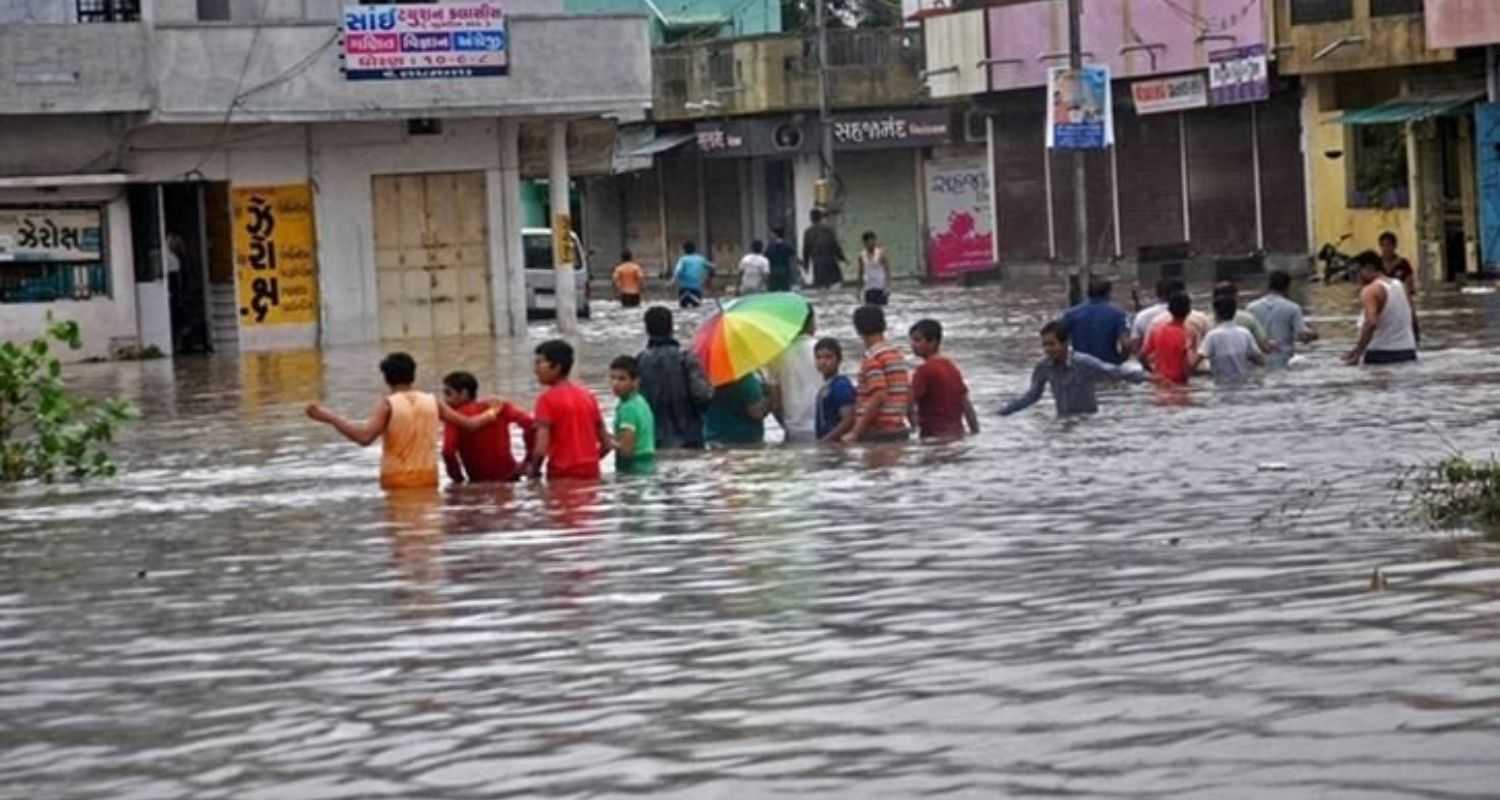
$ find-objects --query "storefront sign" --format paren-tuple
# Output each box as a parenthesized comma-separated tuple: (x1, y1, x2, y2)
(1131, 73, 1209, 115)
(694, 119, 811, 158)
(1047, 66, 1114, 150)
(1209, 45, 1269, 107)
(0, 208, 102, 262)
(232, 184, 318, 327)
(831, 109, 951, 151)
(924, 156, 993, 281)
(342, 3, 508, 81)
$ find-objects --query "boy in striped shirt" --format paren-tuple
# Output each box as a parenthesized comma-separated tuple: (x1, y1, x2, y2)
(843, 305, 912, 443)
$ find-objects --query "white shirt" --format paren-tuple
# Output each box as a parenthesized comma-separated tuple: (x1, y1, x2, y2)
(739, 253, 770, 294)
(860, 248, 888, 291)
(1369, 278, 1417, 352)
(1131, 302, 1167, 341)
(763, 335, 821, 442)
(1198, 322, 1261, 384)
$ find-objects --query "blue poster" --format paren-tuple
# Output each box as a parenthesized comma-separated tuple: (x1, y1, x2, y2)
(1047, 65, 1114, 150)
(1478, 103, 1500, 269)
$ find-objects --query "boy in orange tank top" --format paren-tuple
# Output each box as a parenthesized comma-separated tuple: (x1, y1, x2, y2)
(306, 352, 501, 490)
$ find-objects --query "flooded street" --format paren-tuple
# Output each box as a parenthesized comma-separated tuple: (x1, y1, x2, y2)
(6, 281, 1500, 799)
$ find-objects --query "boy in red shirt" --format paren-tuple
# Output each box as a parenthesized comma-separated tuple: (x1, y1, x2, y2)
(523, 340, 611, 481)
(440, 371, 535, 483)
(1139, 292, 1196, 385)
(908, 319, 979, 440)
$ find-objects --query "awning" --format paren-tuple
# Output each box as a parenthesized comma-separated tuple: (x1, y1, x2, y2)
(659, 13, 730, 31)
(1335, 91, 1485, 125)
(624, 132, 696, 158)
(0, 173, 136, 189)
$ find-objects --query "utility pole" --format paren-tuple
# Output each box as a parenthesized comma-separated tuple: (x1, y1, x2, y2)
(815, 0, 834, 186)
(1067, 0, 1089, 305)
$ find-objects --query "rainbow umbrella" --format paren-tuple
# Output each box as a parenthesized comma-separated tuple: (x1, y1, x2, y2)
(690, 292, 812, 387)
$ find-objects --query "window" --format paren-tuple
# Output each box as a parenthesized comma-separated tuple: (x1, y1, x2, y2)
(828, 32, 887, 68)
(75, 0, 139, 22)
(1371, 0, 1423, 16)
(657, 53, 689, 108)
(1349, 124, 1409, 208)
(196, 0, 230, 21)
(1290, 0, 1353, 24)
(0, 207, 110, 303)
(708, 47, 736, 90)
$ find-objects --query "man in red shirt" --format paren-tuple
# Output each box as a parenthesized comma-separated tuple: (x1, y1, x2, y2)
(908, 318, 978, 440)
(440, 371, 535, 483)
(1139, 292, 1196, 385)
(524, 340, 611, 481)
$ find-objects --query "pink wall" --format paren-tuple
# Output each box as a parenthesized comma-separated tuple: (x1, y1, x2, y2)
(986, 0, 1266, 92)
(1426, 0, 1500, 50)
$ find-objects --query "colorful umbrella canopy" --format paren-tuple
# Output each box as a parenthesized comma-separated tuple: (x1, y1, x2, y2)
(690, 292, 812, 387)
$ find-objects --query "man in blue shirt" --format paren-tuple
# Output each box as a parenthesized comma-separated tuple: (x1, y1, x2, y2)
(1062, 279, 1131, 365)
(999, 320, 1152, 417)
(672, 240, 713, 308)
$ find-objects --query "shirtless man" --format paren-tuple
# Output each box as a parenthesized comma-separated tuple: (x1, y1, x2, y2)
(1343, 251, 1417, 366)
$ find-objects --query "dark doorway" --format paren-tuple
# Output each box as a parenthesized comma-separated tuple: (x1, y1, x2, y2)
(765, 159, 794, 238)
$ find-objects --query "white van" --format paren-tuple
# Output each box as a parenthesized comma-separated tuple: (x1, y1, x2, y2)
(523, 227, 591, 319)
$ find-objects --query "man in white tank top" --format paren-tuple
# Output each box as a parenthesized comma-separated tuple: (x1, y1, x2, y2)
(1344, 252, 1417, 366)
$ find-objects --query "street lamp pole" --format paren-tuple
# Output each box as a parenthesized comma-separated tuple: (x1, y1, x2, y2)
(1067, 0, 1089, 304)
(816, 0, 834, 186)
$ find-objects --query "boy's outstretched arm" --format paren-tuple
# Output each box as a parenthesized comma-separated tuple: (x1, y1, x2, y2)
(998, 367, 1045, 416)
(963, 396, 980, 435)
(438, 401, 500, 432)
(597, 418, 614, 460)
(306, 398, 390, 447)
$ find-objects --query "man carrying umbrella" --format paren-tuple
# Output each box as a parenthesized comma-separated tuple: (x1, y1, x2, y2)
(691, 292, 817, 445)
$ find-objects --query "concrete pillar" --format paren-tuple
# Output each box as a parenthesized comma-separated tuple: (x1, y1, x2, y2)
(749, 157, 769, 244)
(548, 120, 579, 336)
(496, 118, 528, 339)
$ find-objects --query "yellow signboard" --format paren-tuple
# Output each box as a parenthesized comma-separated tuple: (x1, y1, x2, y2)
(232, 184, 319, 327)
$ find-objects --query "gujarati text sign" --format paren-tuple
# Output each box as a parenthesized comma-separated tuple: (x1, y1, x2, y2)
(233, 185, 318, 327)
(0, 208, 102, 262)
(342, 3, 508, 81)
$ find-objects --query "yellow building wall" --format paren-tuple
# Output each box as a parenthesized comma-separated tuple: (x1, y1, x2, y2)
(1302, 78, 1417, 263)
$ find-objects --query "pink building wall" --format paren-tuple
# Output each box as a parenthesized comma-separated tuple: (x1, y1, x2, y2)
(986, 0, 1267, 92)
(1425, 0, 1500, 50)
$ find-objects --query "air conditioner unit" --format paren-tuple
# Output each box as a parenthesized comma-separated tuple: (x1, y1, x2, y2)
(963, 108, 988, 144)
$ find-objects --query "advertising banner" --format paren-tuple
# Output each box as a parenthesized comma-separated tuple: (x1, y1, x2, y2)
(1047, 66, 1113, 149)
(0, 208, 102, 262)
(924, 156, 994, 281)
(1209, 45, 1269, 107)
(342, 2, 508, 81)
(830, 108, 952, 151)
(1131, 73, 1208, 115)
(232, 184, 319, 327)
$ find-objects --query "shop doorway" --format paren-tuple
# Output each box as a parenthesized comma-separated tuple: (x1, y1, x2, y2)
(372, 171, 493, 339)
(126, 181, 232, 355)
(765, 159, 795, 237)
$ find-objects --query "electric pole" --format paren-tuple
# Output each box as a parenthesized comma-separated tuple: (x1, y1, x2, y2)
(816, 0, 834, 186)
(1067, 0, 1089, 305)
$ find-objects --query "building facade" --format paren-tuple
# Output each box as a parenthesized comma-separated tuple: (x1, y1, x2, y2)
(922, 0, 1308, 283)
(0, 0, 650, 359)
(1277, 0, 1499, 284)
(587, 26, 950, 287)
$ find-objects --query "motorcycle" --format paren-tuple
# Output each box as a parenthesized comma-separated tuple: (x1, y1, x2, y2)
(1317, 234, 1356, 283)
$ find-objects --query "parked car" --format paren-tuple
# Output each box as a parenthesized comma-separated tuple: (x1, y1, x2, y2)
(524, 227, 591, 319)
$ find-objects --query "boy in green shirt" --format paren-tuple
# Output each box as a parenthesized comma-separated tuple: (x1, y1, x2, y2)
(609, 355, 656, 474)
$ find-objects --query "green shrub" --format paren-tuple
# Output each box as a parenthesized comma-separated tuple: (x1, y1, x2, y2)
(0, 320, 135, 483)
(1408, 455, 1500, 533)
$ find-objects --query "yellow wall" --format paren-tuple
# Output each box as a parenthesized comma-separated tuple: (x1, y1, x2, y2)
(1302, 78, 1417, 261)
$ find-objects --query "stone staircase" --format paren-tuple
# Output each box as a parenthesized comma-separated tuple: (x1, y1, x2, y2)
(209, 283, 238, 353)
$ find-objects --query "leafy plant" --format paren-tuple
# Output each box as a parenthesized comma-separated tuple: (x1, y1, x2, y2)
(1405, 455, 1500, 534)
(0, 320, 135, 483)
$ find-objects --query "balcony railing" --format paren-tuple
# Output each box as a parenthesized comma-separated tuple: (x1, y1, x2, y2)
(76, 0, 140, 22)
(653, 29, 925, 120)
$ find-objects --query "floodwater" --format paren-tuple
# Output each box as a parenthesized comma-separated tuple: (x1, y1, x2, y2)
(5, 280, 1500, 799)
